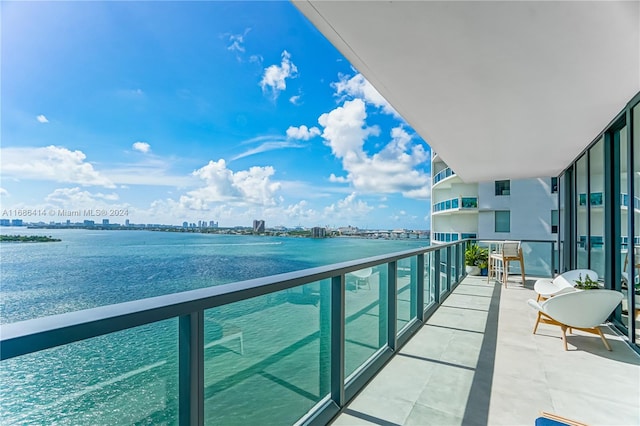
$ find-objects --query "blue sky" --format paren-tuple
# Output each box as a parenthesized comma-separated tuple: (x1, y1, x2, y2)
(1, 1, 432, 230)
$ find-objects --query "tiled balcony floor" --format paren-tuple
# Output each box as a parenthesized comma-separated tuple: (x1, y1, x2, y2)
(333, 275, 640, 426)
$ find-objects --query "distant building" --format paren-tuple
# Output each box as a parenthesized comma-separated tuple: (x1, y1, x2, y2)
(0, 219, 10, 226)
(209, 220, 218, 228)
(182, 221, 188, 228)
(102, 219, 109, 226)
(125, 219, 130, 227)
(312, 227, 326, 238)
(11, 219, 23, 226)
(83, 220, 95, 226)
(253, 220, 265, 233)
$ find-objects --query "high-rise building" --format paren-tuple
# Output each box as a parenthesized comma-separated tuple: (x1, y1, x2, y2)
(253, 220, 265, 233)
(431, 152, 558, 244)
(311, 227, 326, 238)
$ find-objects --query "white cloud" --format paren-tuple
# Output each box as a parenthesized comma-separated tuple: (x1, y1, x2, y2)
(226, 28, 251, 55)
(178, 159, 282, 210)
(318, 99, 379, 159)
(36, 115, 49, 123)
(132, 141, 151, 153)
(232, 140, 305, 161)
(324, 192, 374, 218)
(45, 187, 120, 206)
(333, 73, 399, 117)
(260, 50, 298, 100)
(289, 95, 302, 105)
(318, 100, 430, 199)
(0, 146, 115, 188)
(0, 188, 8, 197)
(286, 125, 320, 140)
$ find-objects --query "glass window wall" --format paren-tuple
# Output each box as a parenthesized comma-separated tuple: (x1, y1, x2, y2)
(495, 211, 510, 233)
(589, 138, 605, 278)
(576, 155, 588, 269)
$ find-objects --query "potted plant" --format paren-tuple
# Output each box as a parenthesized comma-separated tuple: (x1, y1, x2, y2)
(465, 244, 488, 276)
(574, 273, 599, 290)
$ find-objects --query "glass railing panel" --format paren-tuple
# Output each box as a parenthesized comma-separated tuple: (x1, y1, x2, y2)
(439, 248, 448, 295)
(461, 197, 478, 208)
(0, 319, 179, 425)
(397, 256, 417, 333)
(518, 241, 555, 278)
(458, 243, 463, 279)
(424, 251, 436, 310)
(345, 265, 387, 378)
(451, 198, 459, 209)
(203, 280, 330, 425)
(451, 245, 457, 283)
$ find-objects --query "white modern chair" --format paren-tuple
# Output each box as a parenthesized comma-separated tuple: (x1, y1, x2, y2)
(533, 269, 599, 301)
(527, 289, 623, 351)
(350, 267, 372, 291)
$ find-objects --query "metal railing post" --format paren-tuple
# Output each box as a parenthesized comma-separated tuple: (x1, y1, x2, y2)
(417, 254, 425, 322)
(446, 246, 452, 292)
(409, 256, 418, 320)
(330, 275, 345, 407)
(387, 261, 397, 351)
(434, 249, 441, 304)
(179, 311, 204, 426)
(319, 279, 331, 396)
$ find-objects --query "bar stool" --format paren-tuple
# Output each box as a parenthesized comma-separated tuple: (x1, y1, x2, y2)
(489, 241, 525, 288)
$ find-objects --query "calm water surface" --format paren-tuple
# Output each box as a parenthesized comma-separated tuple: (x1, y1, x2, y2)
(0, 228, 428, 425)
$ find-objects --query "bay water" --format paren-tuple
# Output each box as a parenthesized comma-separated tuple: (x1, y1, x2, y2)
(0, 228, 428, 425)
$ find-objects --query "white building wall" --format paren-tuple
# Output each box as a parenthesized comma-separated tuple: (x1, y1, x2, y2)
(477, 178, 557, 241)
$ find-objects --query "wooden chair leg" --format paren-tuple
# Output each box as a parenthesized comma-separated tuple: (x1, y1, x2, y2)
(533, 311, 541, 334)
(503, 260, 509, 288)
(595, 327, 612, 351)
(560, 325, 569, 351)
(520, 258, 526, 285)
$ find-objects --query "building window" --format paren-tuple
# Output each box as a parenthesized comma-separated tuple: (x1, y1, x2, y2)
(551, 210, 559, 234)
(495, 180, 510, 196)
(495, 210, 510, 233)
(551, 177, 558, 193)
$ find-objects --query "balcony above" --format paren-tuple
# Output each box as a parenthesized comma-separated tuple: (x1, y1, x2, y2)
(432, 197, 479, 215)
(432, 167, 458, 189)
(293, 1, 639, 181)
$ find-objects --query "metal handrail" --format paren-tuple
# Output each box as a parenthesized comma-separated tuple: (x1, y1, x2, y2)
(1, 245, 434, 360)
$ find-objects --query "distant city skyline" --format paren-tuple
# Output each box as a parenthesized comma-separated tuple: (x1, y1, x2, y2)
(1, 2, 431, 229)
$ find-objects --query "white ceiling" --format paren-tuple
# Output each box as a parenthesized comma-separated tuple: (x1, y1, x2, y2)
(293, 1, 640, 182)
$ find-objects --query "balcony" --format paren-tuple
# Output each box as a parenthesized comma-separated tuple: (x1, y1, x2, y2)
(432, 232, 477, 244)
(433, 197, 479, 215)
(432, 167, 456, 187)
(333, 274, 640, 425)
(4, 240, 636, 425)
